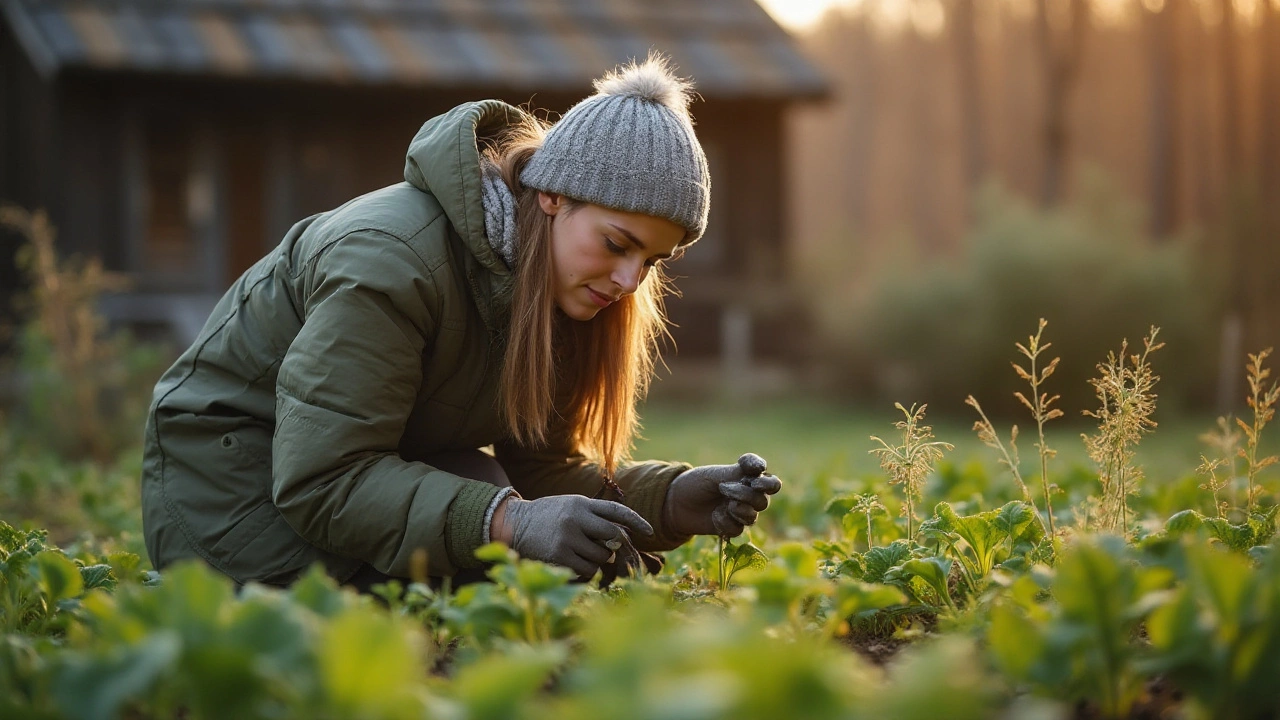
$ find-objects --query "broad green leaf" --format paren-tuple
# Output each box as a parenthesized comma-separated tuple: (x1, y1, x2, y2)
(54, 632, 180, 720)
(105, 552, 142, 584)
(831, 579, 906, 619)
(860, 540, 913, 584)
(288, 565, 348, 618)
(1165, 509, 1205, 534)
(34, 551, 82, 603)
(78, 564, 114, 592)
(987, 604, 1045, 679)
(886, 557, 954, 608)
(773, 542, 820, 578)
(450, 643, 567, 720)
(726, 542, 769, 582)
(1202, 518, 1256, 552)
(319, 608, 428, 719)
(475, 542, 516, 565)
(515, 560, 576, 596)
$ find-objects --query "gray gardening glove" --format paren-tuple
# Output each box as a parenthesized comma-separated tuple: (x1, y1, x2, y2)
(663, 453, 783, 538)
(501, 495, 654, 579)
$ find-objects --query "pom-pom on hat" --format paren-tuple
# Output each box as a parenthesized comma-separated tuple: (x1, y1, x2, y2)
(521, 52, 711, 244)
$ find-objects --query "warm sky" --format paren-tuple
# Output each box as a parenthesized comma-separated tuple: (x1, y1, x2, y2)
(756, 0, 856, 29)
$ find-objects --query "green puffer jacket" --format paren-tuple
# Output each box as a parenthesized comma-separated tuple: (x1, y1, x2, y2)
(141, 100, 691, 586)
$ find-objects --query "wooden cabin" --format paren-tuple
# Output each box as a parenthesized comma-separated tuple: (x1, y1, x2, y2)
(0, 0, 826, 380)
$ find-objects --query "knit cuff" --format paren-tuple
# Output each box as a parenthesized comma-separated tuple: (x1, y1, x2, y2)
(444, 481, 504, 571)
(482, 487, 519, 544)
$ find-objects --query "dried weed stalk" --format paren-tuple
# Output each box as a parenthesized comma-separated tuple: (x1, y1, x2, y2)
(0, 205, 132, 461)
(870, 403, 954, 539)
(1195, 455, 1230, 519)
(1200, 416, 1243, 511)
(965, 395, 1034, 508)
(1081, 327, 1164, 535)
(1238, 349, 1279, 511)
(1014, 318, 1063, 536)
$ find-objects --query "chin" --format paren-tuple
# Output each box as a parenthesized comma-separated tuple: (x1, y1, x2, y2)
(556, 301, 600, 322)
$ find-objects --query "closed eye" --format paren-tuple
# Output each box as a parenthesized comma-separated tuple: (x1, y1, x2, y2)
(604, 236, 626, 255)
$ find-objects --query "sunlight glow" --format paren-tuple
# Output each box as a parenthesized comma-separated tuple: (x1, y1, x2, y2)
(756, 0, 859, 30)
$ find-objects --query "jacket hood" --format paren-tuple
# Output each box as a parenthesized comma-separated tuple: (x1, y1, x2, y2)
(404, 100, 527, 279)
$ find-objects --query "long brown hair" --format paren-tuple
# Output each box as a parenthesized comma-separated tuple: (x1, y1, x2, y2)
(487, 115, 677, 478)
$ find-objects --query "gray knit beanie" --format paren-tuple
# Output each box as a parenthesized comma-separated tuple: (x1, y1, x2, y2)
(520, 54, 711, 244)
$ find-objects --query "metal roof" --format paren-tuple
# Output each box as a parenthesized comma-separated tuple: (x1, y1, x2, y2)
(1, 0, 827, 99)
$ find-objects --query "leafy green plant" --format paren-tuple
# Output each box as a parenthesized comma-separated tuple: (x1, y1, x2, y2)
(0, 521, 132, 636)
(1162, 505, 1278, 552)
(1142, 541, 1280, 720)
(987, 535, 1173, 718)
(870, 403, 953, 539)
(442, 544, 588, 646)
(717, 537, 768, 590)
(919, 500, 1045, 596)
(883, 555, 956, 612)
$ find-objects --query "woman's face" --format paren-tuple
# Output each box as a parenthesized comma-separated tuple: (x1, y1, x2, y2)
(539, 192, 685, 321)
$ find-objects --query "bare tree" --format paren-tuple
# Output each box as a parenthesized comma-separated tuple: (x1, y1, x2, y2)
(1261, 0, 1280, 216)
(1036, 0, 1090, 206)
(952, 0, 986, 195)
(1145, 0, 1180, 238)
(1219, 0, 1243, 181)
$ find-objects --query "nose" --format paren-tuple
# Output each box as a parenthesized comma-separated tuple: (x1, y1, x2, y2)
(611, 257, 647, 296)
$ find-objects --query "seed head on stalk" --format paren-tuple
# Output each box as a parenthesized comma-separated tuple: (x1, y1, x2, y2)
(1200, 416, 1242, 511)
(1081, 327, 1163, 535)
(1012, 318, 1064, 537)
(1238, 349, 1279, 512)
(870, 403, 953, 540)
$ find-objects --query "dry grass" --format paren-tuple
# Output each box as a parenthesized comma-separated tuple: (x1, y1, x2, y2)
(1081, 327, 1164, 535)
(869, 403, 954, 539)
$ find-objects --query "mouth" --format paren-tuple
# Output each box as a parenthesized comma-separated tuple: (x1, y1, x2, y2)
(587, 288, 617, 308)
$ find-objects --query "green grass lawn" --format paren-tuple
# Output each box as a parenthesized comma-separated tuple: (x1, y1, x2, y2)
(635, 397, 1273, 488)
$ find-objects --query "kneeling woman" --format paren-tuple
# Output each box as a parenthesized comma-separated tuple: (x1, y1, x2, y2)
(140, 55, 781, 588)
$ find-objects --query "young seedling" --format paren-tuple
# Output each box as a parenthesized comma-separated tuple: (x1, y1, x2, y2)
(1237, 349, 1279, 512)
(870, 403, 953, 541)
(717, 453, 770, 589)
(1013, 318, 1064, 537)
(1082, 327, 1163, 535)
(850, 493, 886, 550)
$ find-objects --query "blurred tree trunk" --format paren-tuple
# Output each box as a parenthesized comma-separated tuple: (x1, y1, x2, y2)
(1261, 0, 1280, 221)
(1036, 0, 1090, 207)
(952, 0, 986, 199)
(1219, 0, 1243, 181)
(1257, 0, 1280, 352)
(1145, 0, 1179, 238)
(847, 17, 879, 233)
(909, 28, 943, 251)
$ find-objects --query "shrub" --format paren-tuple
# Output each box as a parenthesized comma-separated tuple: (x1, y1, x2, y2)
(821, 176, 1220, 416)
(0, 205, 166, 463)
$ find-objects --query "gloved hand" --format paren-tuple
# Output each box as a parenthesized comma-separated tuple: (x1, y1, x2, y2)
(494, 494, 654, 579)
(663, 453, 782, 538)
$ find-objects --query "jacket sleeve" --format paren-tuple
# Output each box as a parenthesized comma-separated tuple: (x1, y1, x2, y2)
(493, 417, 693, 552)
(272, 229, 500, 578)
